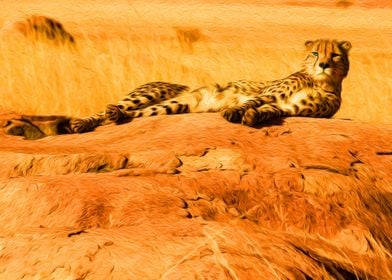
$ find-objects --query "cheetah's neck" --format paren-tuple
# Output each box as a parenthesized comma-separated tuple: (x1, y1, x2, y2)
(298, 70, 343, 97)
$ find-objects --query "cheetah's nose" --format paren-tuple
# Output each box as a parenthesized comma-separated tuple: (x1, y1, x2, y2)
(319, 62, 330, 69)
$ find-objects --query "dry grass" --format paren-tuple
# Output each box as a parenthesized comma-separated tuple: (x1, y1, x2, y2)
(175, 27, 206, 53)
(3, 14, 76, 46)
(0, 0, 391, 124)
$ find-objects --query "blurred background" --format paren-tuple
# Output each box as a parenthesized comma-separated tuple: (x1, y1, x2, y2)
(0, 0, 391, 123)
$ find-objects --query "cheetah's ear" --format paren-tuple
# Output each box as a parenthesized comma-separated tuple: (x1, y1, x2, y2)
(339, 41, 352, 52)
(304, 40, 314, 50)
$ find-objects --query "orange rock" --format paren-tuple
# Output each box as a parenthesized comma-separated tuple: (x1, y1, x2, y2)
(0, 113, 391, 279)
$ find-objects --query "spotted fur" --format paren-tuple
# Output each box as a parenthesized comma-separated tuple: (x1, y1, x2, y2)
(70, 39, 351, 133)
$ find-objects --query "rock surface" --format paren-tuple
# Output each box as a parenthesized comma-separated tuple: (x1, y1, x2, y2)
(0, 112, 391, 279)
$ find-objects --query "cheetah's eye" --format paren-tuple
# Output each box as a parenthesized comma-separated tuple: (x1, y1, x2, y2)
(312, 52, 319, 57)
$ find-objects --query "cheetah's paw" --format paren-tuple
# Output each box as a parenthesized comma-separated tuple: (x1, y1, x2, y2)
(221, 108, 245, 123)
(241, 108, 259, 127)
(70, 118, 92, 133)
(105, 104, 131, 123)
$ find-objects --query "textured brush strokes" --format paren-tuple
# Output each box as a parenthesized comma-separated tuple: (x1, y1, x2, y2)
(0, 0, 391, 123)
(0, 1, 391, 279)
(0, 113, 392, 279)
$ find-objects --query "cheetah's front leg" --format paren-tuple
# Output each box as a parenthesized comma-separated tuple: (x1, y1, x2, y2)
(221, 95, 278, 124)
(221, 100, 259, 123)
(241, 104, 287, 126)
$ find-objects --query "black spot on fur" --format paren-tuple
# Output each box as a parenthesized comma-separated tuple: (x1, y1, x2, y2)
(142, 95, 154, 101)
(132, 99, 141, 104)
(182, 104, 189, 112)
(171, 100, 178, 103)
(175, 85, 189, 92)
(165, 106, 173, 114)
(150, 111, 158, 116)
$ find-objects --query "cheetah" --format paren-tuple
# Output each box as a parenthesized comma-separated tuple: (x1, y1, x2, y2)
(69, 38, 351, 133)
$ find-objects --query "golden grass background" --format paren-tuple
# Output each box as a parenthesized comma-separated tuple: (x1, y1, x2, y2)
(0, 0, 391, 123)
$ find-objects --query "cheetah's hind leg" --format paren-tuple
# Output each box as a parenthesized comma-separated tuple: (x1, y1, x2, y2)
(105, 104, 134, 123)
(105, 82, 190, 123)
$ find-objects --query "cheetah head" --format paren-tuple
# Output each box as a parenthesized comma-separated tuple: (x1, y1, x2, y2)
(303, 39, 351, 83)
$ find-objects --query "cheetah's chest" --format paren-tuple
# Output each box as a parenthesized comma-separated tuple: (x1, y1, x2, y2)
(274, 87, 317, 110)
